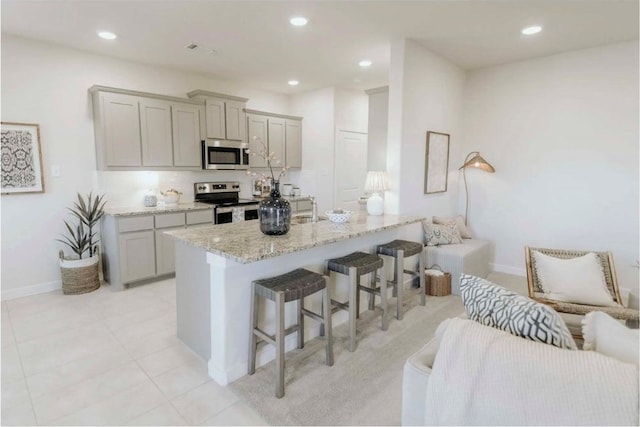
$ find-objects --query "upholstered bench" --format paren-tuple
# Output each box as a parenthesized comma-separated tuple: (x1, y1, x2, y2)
(423, 240, 492, 295)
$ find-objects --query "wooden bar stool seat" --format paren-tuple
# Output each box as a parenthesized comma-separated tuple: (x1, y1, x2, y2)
(248, 268, 333, 398)
(324, 251, 387, 352)
(376, 240, 426, 320)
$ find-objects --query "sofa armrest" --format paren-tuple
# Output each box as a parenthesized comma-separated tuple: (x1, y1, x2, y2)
(401, 338, 437, 426)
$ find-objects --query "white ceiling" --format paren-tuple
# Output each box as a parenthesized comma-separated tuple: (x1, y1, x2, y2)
(2, 1, 638, 94)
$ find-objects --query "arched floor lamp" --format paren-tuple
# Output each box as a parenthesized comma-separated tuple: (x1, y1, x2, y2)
(459, 152, 495, 225)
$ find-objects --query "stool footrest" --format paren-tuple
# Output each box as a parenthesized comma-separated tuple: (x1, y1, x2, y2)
(301, 308, 324, 323)
(330, 299, 349, 312)
(254, 327, 275, 345)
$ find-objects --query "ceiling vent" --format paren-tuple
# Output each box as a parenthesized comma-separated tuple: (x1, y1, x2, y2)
(185, 42, 217, 55)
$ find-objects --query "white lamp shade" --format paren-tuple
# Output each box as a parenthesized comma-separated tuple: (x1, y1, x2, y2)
(364, 171, 390, 193)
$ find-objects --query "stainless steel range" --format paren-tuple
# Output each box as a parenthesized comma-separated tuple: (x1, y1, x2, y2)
(194, 181, 259, 224)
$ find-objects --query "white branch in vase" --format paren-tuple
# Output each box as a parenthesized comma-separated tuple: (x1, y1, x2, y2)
(245, 136, 289, 182)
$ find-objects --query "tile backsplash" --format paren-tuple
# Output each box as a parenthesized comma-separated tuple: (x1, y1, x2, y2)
(94, 170, 301, 208)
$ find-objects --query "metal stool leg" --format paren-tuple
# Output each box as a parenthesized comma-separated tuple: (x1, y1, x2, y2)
(248, 282, 258, 375)
(275, 292, 286, 398)
(396, 249, 404, 320)
(297, 296, 304, 349)
(419, 249, 426, 306)
(322, 278, 334, 366)
(356, 274, 361, 320)
(380, 264, 388, 331)
(348, 266, 358, 352)
(368, 271, 376, 311)
(319, 261, 330, 337)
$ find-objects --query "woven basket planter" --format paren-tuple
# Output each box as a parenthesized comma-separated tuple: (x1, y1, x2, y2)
(60, 254, 100, 295)
(425, 265, 451, 296)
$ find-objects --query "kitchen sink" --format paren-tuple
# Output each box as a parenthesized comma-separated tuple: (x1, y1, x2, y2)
(291, 215, 326, 225)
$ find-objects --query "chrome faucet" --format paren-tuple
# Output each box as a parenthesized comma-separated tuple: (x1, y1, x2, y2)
(311, 197, 318, 223)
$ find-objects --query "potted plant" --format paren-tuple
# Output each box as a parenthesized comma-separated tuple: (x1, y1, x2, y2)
(57, 192, 106, 295)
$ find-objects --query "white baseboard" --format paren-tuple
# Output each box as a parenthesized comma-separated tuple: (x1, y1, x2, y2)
(1, 280, 62, 301)
(490, 263, 526, 277)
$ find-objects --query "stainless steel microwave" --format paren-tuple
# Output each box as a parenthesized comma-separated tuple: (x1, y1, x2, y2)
(201, 140, 249, 170)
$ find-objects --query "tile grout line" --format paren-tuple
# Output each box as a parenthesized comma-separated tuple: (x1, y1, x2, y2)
(27, 298, 147, 425)
(5, 302, 40, 425)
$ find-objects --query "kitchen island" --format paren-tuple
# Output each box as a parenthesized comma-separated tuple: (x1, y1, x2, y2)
(165, 213, 425, 385)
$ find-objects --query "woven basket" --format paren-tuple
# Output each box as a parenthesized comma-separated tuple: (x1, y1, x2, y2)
(425, 264, 451, 296)
(59, 252, 100, 295)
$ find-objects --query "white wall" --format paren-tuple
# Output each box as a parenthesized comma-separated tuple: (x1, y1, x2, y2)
(290, 87, 369, 212)
(366, 86, 389, 171)
(386, 39, 466, 216)
(1, 35, 290, 299)
(461, 41, 639, 291)
(289, 88, 335, 213)
(334, 87, 368, 134)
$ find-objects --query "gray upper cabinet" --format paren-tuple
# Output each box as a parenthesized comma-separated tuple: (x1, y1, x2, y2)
(172, 102, 203, 167)
(247, 113, 268, 168)
(285, 119, 302, 168)
(204, 99, 225, 139)
(140, 98, 173, 167)
(90, 85, 204, 171)
(245, 109, 303, 169)
(100, 92, 142, 167)
(225, 100, 246, 141)
(267, 117, 286, 169)
(187, 90, 248, 143)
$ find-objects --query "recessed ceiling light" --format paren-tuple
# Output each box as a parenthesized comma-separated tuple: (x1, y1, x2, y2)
(290, 16, 308, 26)
(97, 31, 117, 40)
(358, 59, 372, 68)
(521, 25, 542, 35)
(288, 80, 299, 86)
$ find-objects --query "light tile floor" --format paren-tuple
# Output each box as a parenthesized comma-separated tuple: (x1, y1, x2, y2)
(1, 278, 268, 426)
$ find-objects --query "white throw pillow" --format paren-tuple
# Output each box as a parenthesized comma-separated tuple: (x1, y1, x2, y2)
(432, 215, 472, 239)
(532, 251, 618, 307)
(582, 311, 639, 366)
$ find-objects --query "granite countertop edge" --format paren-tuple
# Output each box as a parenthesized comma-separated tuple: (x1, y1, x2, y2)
(166, 215, 425, 264)
(104, 202, 212, 216)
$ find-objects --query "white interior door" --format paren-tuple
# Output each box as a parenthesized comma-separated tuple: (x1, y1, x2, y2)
(334, 130, 368, 211)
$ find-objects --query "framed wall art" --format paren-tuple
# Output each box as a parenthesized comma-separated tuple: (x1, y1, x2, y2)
(1, 122, 45, 194)
(424, 131, 450, 194)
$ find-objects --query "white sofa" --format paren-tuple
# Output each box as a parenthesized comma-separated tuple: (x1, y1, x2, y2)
(423, 239, 492, 295)
(401, 318, 639, 426)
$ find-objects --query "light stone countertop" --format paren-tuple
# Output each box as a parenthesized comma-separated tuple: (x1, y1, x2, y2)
(104, 202, 212, 216)
(252, 195, 314, 202)
(165, 214, 425, 264)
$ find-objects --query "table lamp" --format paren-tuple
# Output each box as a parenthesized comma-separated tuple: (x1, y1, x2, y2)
(459, 152, 495, 225)
(364, 171, 390, 216)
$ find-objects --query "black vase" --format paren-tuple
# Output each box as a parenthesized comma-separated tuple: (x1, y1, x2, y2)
(258, 181, 291, 235)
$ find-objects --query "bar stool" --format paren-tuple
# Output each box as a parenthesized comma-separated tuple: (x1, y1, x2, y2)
(323, 251, 387, 352)
(248, 268, 333, 398)
(376, 240, 426, 320)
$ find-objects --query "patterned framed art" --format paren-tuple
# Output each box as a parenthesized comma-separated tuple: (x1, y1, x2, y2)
(424, 131, 450, 194)
(1, 122, 45, 194)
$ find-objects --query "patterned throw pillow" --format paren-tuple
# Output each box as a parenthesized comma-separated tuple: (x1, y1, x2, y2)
(460, 274, 577, 350)
(422, 221, 463, 246)
(433, 215, 473, 239)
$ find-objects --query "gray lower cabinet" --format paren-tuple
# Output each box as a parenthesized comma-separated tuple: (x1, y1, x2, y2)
(289, 197, 313, 214)
(118, 230, 156, 283)
(155, 226, 182, 276)
(102, 208, 213, 291)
